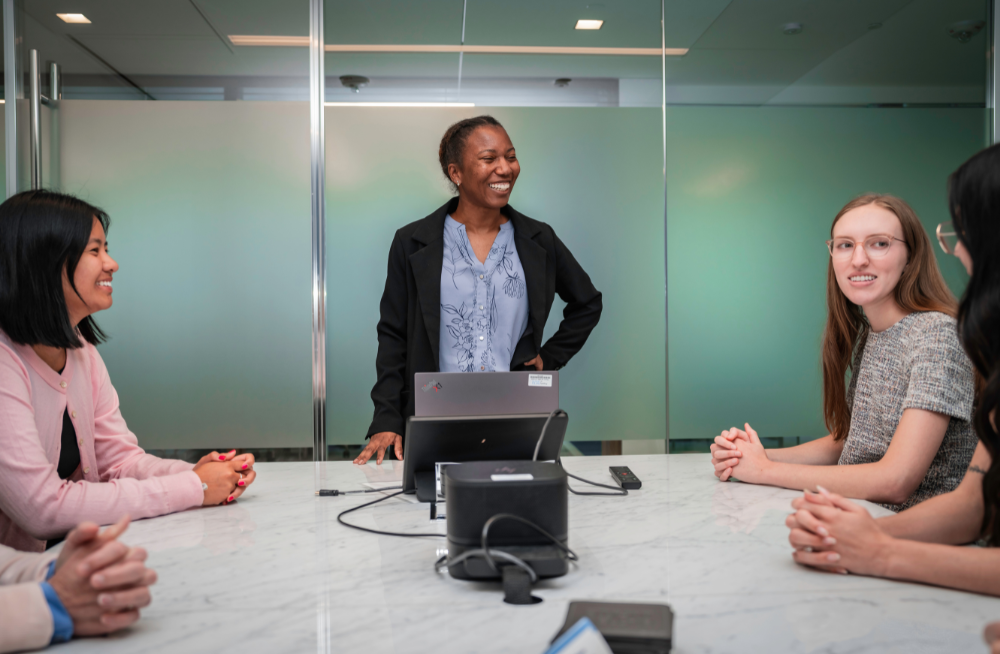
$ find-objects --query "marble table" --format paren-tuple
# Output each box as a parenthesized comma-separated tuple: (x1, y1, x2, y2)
(57, 454, 1000, 653)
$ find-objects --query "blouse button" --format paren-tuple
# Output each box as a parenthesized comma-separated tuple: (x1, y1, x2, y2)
(479, 274, 483, 279)
(83, 467, 90, 474)
(479, 305, 484, 310)
(479, 336, 484, 341)
(480, 366, 485, 371)
(78, 438, 83, 446)
(71, 411, 77, 419)
(59, 381, 67, 389)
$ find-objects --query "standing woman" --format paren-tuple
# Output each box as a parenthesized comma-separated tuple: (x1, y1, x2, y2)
(355, 115, 603, 465)
(0, 190, 257, 552)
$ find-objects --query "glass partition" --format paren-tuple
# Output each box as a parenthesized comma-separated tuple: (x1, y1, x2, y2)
(322, 0, 669, 451)
(665, 0, 991, 449)
(9, 1, 313, 452)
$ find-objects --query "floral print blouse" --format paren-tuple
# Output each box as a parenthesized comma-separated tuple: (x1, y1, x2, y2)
(439, 215, 529, 372)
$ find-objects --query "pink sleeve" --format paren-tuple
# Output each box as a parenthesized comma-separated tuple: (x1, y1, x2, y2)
(0, 346, 203, 541)
(89, 347, 197, 481)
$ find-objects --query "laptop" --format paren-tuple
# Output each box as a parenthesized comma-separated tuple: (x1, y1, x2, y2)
(414, 371, 559, 417)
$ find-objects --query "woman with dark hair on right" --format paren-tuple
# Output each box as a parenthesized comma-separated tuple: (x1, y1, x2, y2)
(785, 144, 1000, 623)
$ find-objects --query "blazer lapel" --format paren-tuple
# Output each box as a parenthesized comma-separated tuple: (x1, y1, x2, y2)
(409, 200, 456, 367)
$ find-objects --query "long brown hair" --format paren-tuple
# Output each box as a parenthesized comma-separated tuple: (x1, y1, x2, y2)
(822, 194, 957, 441)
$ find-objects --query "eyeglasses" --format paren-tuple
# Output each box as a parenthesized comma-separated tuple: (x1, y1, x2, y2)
(825, 234, 907, 259)
(936, 222, 959, 255)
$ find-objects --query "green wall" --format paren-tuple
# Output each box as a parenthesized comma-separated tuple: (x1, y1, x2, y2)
(666, 107, 984, 442)
(325, 107, 667, 443)
(59, 101, 312, 450)
(42, 102, 984, 450)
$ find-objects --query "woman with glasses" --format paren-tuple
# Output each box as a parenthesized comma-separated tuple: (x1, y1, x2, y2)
(783, 145, 1000, 612)
(711, 193, 976, 512)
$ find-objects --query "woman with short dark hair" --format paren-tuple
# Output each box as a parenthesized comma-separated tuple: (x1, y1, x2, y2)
(0, 190, 256, 552)
(354, 115, 603, 465)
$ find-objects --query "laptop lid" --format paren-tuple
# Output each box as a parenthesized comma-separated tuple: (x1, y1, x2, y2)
(414, 371, 558, 417)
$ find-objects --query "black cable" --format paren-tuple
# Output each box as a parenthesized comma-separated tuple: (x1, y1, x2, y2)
(532, 409, 567, 461)
(317, 485, 402, 496)
(336, 490, 446, 539)
(560, 463, 628, 496)
(480, 513, 578, 574)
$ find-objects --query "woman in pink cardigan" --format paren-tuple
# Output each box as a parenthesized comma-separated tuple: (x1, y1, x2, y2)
(0, 190, 258, 552)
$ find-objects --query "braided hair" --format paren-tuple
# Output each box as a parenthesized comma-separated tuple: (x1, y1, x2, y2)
(438, 115, 504, 193)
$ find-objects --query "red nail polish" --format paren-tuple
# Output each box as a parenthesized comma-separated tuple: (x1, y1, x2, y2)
(228, 495, 234, 502)
(218, 455, 226, 460)
(242, 464, 248, 470)
(238, 480, 245, 486)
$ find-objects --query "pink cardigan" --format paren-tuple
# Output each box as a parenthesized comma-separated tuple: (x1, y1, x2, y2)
(0, 331, 204, 552)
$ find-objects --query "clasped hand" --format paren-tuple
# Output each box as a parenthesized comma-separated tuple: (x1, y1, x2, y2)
(48, 516, 157, 636)
(709, 423, 770, 483)
(193, 449, 257, 505)
(784, 486, 893, 577)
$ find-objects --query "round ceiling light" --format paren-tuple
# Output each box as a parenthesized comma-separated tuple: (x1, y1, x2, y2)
(948, 20, 985, 44)
(782, 22, 803, 36)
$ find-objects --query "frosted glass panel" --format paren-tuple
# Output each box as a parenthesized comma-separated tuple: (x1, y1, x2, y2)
(667, 107, 986, 442)
(326, 107, 666, 443)
(58, 101, 312, 450)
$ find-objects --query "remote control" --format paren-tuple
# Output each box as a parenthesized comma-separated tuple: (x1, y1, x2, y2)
(609, 466, 642, 490)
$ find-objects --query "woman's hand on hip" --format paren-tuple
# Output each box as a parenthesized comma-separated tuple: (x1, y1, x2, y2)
(524, 355, 544, 371)
(355, 432, 403, 465)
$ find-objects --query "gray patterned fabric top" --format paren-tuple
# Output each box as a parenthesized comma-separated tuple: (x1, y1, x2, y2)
(838, 311, 976, 512)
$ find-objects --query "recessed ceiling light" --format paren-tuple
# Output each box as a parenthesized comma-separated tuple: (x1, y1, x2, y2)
(57, 13, 91, 24)
(575, 20, 604, 30)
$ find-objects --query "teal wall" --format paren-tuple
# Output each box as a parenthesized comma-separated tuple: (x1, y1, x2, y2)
(40, 102, 984, 450)
(59, 101, 312, 450)
(666, 107, 984, 442)
(325, 107, 667, 443)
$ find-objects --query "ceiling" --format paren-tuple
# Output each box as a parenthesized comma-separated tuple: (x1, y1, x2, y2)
(10, 0, 990, 105)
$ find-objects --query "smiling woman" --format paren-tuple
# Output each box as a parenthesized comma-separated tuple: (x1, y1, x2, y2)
(710, 193, 977, 513)
(0, 190, 258, 552)
(354, 116, 604, 465)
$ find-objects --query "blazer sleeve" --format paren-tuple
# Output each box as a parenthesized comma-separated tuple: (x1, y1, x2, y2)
(538, 232, 603, 370)
(367, 230, 410, 438)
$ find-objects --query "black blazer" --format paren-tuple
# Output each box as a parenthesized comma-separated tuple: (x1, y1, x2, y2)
(366, 197, 603, 438)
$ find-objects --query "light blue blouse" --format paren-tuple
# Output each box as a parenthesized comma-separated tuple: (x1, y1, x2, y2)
(439, 215, 530, 372)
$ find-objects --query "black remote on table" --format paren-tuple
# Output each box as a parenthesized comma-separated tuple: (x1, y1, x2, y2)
(609, 466, 642, 490)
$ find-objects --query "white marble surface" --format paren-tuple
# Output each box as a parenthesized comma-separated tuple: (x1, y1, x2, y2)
(56, 454, 1000, 653)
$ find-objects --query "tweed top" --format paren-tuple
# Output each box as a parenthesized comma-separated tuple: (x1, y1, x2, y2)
(838, 311, 976, 512)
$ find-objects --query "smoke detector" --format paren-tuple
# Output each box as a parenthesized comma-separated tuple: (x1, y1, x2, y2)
(339, 75, 370, 93)
(948, 20, 985, 44)
(782, 22, 803, 36)
(554, 78, 571, 87)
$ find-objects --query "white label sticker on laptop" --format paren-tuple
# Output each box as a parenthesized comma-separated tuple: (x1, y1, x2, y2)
(529, 374, 553, 387)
